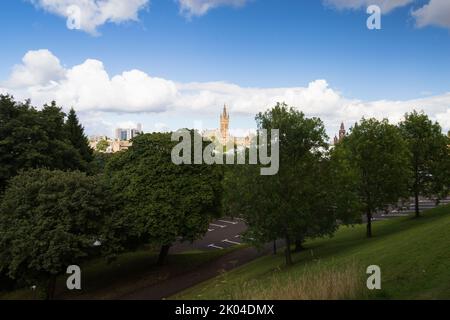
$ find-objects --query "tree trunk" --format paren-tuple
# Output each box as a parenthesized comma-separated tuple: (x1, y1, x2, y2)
(284, 236, 293, 266)
(414, 189, 420, 218)
(366, 210, 372, 238)
(46, 275, 57, 300)
(414, 164, 420, 218)
(294, 238, 305, 252)
(157, 244, 171, 266)
(273, 240, 277, 255)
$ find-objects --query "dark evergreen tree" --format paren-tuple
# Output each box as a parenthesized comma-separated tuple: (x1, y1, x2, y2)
(65, 108, 93, 163)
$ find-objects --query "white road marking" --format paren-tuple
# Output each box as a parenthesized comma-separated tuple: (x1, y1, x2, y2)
(208, 244, 224, 250)
(219, 220, 238, 225)
(222, 239, 241, 245)
(235, 235, 241, 238)
(208, 229, 214, 232)
(210, 223, 226, 228)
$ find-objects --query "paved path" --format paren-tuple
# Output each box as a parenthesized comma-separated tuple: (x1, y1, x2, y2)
(120, 240, 282, 300)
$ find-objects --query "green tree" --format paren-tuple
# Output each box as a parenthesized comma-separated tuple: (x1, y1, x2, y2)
(0, 169, 120, 299)
(105, 132, 223, 265)
(96, 139, 110, 152)
(399, 111, 450, 217)
(224, 103, 345, 266)
(65, 108, 93, 163)
(335, 118, 410, 237)
(0, 96, 86, 191)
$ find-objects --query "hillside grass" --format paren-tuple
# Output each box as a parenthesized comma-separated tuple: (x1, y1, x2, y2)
(0, 246, 240, 300)
(174, 205, 450, 300)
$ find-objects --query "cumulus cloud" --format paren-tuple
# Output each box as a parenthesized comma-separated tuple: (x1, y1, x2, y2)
(323, 0, 413, 13)
(30, 0, 149, 34)
(6, 49, 65, 88)
(4, 50, 177, 113)
(2, 50, 450, 136)
(177, 0, 250, 17)
(412, 0, 450, 29)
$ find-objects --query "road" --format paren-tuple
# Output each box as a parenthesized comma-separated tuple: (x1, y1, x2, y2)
(372, 197, 450, 221)
(171, 217, 248, 253)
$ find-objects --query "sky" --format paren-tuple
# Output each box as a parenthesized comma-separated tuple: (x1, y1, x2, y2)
(0, 0, 449, 139)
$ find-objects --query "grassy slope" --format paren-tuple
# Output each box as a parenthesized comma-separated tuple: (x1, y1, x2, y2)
(175, 205, 450, 300)
(0, 246, 239, 300)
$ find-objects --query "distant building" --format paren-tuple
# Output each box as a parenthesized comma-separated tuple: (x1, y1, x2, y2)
(89, 124, 143, 154)
(333, 122, 346, 145)
(115, 123, 143, 141)
(110, 140, 132, 153)
(202, 105, 252, 148)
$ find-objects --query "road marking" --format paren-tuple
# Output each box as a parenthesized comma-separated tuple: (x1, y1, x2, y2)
(208, 229, 214, 232)
(219, 220, 238, 225)
(235, 235, 241, 238)
(208, 244, 224, 250)
(210, 223, 226, 228)
(222, 239, 241, 245)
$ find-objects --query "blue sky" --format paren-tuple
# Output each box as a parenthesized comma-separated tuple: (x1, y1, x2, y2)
(1, 0, 449, 137)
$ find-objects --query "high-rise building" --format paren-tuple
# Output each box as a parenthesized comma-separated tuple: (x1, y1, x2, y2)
(115, 123, 143, 141)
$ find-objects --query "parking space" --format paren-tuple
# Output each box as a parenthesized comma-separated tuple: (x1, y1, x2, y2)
(171, 217, 247, 253)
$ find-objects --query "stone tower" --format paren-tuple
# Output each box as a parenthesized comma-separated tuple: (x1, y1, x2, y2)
(220, 104, 230, 144)
(334, 122, 346, 145)
(339, 122, 346, 141)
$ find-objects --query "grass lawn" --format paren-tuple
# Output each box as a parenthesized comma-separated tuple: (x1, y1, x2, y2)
(0, 245, 239, 300)
(174, 205, 450, 300)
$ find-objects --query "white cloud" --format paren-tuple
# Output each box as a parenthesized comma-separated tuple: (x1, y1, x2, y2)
(30, 0, 149, 34)
(5, 50, 177, 113)
(323, 0, 414, 13)
(5, 49, 65, 88)
(2, 50, 450, 137)
(412, 0, 450, 29)
(177, 0, 250, 17)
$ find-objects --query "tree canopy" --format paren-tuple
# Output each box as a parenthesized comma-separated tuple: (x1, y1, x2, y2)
(399, 111, 450, 216)
(332, 118, 410, 237)
(0, 95, 91, 192)
(224, 103, 353, 265)
(0, 169, 119, 299)
(105, 132, 223, 265)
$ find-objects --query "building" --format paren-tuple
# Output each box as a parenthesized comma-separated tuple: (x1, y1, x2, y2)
(115, 123, 143, 141)
(333, 122, 346, 145)
(110, 140, 132, 153)
(202, 105, 252, 148)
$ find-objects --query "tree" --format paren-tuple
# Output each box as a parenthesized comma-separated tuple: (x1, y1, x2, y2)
(105, 132, 223, 265)
(96, 139, 110, 152)
(334, 118, 410, 237)
(0, 96, 87, 192)
(224, 103, 344, 266)
(399, 111, 450, 217)
(0, 169, 120, 299)
(65, 108, 93, 163)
